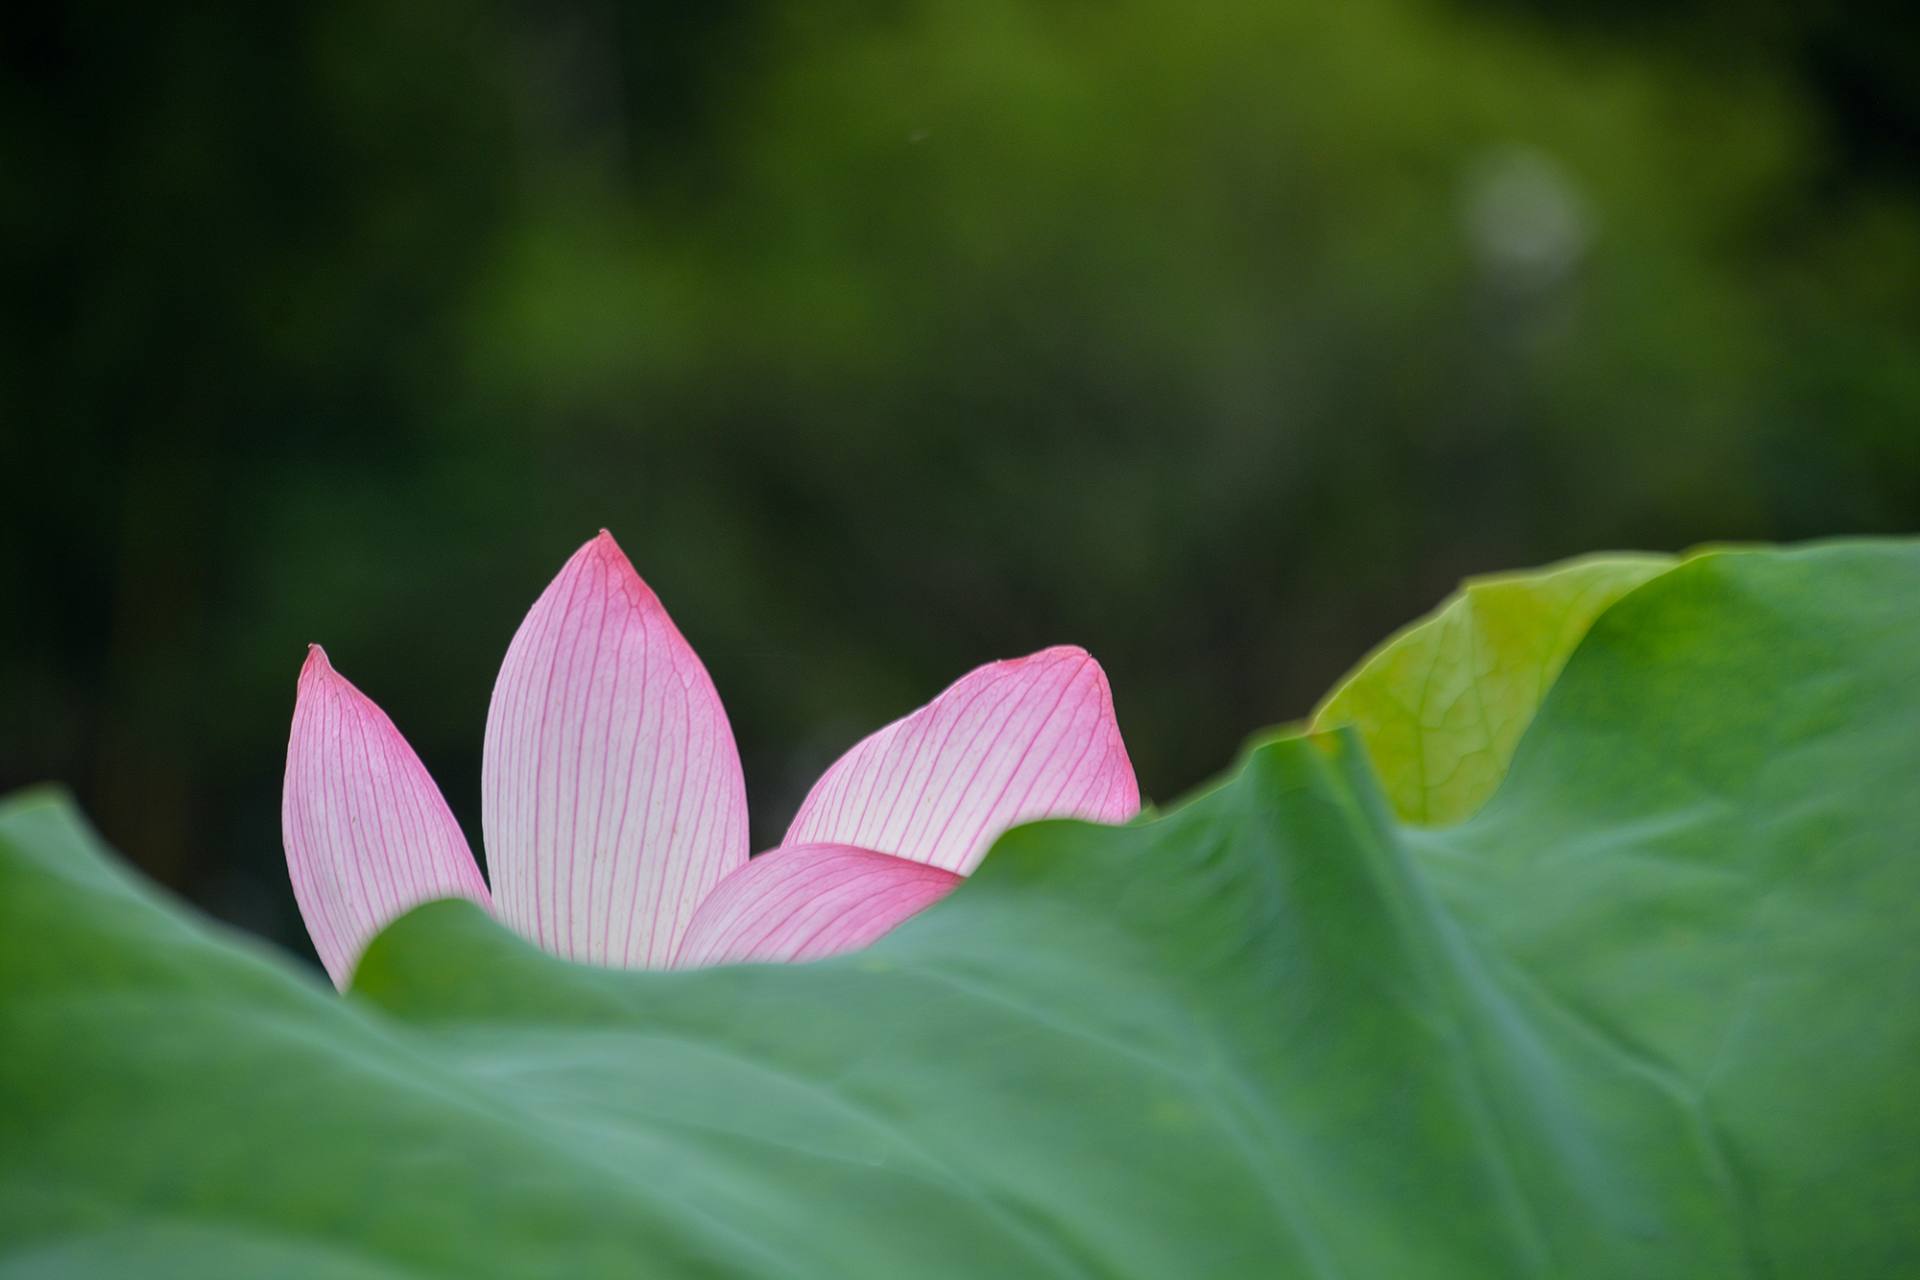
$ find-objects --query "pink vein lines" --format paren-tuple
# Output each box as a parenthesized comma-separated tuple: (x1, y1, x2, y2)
(282, 531, 1138, 987)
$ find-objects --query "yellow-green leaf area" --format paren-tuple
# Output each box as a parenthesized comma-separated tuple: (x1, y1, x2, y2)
(1314, 552, 1674, 826)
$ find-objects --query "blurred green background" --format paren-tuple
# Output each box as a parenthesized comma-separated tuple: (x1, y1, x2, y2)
(3, 0, 1916, 961)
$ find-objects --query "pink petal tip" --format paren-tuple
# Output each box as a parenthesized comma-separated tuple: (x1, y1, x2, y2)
(784, 644, 1139, 875)
(282, 650, 491, 989)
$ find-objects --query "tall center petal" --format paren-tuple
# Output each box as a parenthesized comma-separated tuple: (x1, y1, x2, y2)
(482, 531, 749, 967)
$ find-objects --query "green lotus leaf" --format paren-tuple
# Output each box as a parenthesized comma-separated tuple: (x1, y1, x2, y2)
(2, 542, 1914, 1277)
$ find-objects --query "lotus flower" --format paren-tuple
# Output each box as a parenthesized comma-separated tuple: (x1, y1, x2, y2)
(283, 531, 1139, 987)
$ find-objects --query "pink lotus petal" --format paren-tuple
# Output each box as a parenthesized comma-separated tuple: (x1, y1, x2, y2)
(282, 647, 492, 989)
(482, 531, 748, 968)
(783, 645, 1139, 875)
(675, 842, 961, 967)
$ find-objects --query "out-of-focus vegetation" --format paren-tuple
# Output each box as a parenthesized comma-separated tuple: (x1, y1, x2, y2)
(3, 0, 1916, 955)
